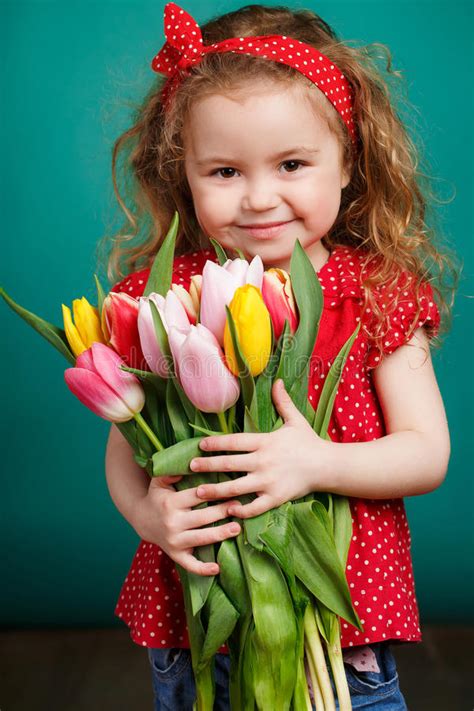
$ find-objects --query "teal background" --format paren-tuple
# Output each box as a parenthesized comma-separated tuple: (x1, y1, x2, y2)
(1, 1, 472, 627)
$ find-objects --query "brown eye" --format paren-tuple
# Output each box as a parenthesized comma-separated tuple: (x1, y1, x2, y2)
(214, 167, 237, 178)
(282, 160, 303, 173)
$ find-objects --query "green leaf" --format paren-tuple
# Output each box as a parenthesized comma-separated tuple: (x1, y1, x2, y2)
(187, 545, 216, 617)
(148, 300, 174, 375)
(197, 581, 240, 674)
(289, 500, 362, 630)
(313, 323, 361, 436)
(290, 240, 324, 367)
(332, 495, 353, 569)
(189, 423, 222, 437)
(152, 437, 204, 476)
(1, 287, 75, 365)
(217, 538, 250, 616)
(166, 378, 192, 442)
(120, 364, 168, 396)
(143, 211, 179, 297)
(93, 274, 106, 317)
(209, 238, 228, 266)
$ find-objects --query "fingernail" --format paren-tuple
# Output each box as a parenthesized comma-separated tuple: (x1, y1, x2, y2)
(199, 439, 208, 450)
(190, 459, 198, 470)
(197, 486, 206, 497)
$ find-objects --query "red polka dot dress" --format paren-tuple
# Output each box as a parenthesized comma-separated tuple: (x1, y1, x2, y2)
(111, 244, 440, 650)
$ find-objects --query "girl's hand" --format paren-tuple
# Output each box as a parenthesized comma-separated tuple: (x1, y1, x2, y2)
(132, 475, 242, 576)
(190, 379, 330, 518)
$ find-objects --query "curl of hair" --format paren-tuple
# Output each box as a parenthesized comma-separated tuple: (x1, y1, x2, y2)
(97, 4, 459, 359)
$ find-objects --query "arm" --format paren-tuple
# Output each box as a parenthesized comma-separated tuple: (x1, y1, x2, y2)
(190, 328, 451, 515)
(322, 328, 450, 499)
(105, 424, 151, 527)
(104, 424, 241, 574)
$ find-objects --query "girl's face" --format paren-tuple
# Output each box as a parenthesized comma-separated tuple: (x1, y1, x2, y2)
(183, 83, 351, 272)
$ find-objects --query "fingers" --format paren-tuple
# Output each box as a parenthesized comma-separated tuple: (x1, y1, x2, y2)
(185, 499, 242, 528)
(180, 520, 241, 549)
(227, 495, 274, 519)
(190, 452, 255, 474)
(196, 474, 260, 501)
(199, 433, 261, 452)
(176, 552, 220, 577)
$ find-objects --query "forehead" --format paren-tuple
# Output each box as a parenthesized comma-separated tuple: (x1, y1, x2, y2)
(183, 83, 334, 159)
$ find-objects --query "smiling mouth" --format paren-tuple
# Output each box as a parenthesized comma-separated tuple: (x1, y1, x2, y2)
(238, 220, 293, 228)
(236, 220, 295, 240)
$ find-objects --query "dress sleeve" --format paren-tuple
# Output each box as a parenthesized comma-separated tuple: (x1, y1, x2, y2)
(365, 276, 441, 368)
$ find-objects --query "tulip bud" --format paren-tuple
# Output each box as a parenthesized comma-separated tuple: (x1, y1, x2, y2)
(171, 283, 198, 324)
(64, 343, 145, 422)
(223, 285, 272, 377)
(189, 274, 202, 317)
(137, 290, 191, 377)
(101, 292, 147, 370)
(169, 324, 240, 413)
(62, 297, 106, 358)
(262, 268, 299, 341)
(200, 255, 264, 345)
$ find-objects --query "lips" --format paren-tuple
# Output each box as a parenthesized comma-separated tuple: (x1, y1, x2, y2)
(237, 220, 295, 239)
(240, 221, 291, 228)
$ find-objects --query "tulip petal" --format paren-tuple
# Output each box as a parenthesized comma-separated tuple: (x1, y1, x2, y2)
(137, 295, 171, 377)
(88, 342, 145, 413)
(200, 261, 240, 344)
(171, 284, 197, 325)
(246, 255, 264, 289)
(164, 290, 192, 331)
(64, 367, 135, 422)
(62, 304, 86, 357)
(73, 297, 106, 348)
(178, 327, 240, 412)
(104, 292, 147, 370)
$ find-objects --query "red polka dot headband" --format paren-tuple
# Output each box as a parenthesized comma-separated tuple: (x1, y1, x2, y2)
(151, 2, 358, 146)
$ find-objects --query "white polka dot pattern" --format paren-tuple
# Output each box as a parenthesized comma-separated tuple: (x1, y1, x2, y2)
(150, 2, 358, 146)
(111, 244, 440, 651)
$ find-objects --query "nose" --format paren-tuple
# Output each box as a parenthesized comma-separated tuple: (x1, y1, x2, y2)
(241, 175, 281, 212)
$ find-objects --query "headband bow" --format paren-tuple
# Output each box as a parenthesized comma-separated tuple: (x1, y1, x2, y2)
(151, 2, 357, 146)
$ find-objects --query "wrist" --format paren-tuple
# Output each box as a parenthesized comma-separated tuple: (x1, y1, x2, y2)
(312, 436, 341, 494)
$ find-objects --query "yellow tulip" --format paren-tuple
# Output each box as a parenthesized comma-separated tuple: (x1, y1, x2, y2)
(62, 297, 106, 357)
(223, 284, 272, 376)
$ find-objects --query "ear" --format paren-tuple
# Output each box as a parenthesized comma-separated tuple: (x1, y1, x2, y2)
(341, 160, 352, 189)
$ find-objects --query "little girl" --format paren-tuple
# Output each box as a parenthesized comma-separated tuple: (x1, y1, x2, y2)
(103, 3, 454, 709)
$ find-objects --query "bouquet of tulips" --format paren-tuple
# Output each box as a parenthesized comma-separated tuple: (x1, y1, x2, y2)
(2, 212, 363, 710)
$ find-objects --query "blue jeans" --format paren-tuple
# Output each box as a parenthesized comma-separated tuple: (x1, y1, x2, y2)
(147, 642, 408, 710)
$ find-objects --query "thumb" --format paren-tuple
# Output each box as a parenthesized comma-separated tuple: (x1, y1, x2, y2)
(272, 379, 300, 423)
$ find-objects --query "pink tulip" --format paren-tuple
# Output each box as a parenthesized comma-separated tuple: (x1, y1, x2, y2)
(262, 268, 299, 341)
(137, 290, 191, 377)
(64, 342, 145, 422)
(171, 283, 198, 324)
(200, 255, 264, 344)
(168, 323, 240, 413)
(101, 292, 147, 371)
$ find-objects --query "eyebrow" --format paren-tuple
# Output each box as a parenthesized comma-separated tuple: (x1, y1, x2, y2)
(195, 146, 319, 166)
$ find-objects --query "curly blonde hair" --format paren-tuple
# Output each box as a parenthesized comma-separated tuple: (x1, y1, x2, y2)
(97, 4, 458, 356)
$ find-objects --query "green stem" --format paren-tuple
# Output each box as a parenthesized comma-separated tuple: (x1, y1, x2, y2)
(217, 410, 229, 434)
(304, 606, 336, 711)
(327, 619, 352, 711)
(305, 642, 325, 711)
(133, 411, 164, 451)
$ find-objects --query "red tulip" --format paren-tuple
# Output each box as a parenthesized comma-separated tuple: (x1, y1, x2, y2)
(261, 268, 299, 341)
(101, 292, 147, 370)
(64, 343, 145, 422)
